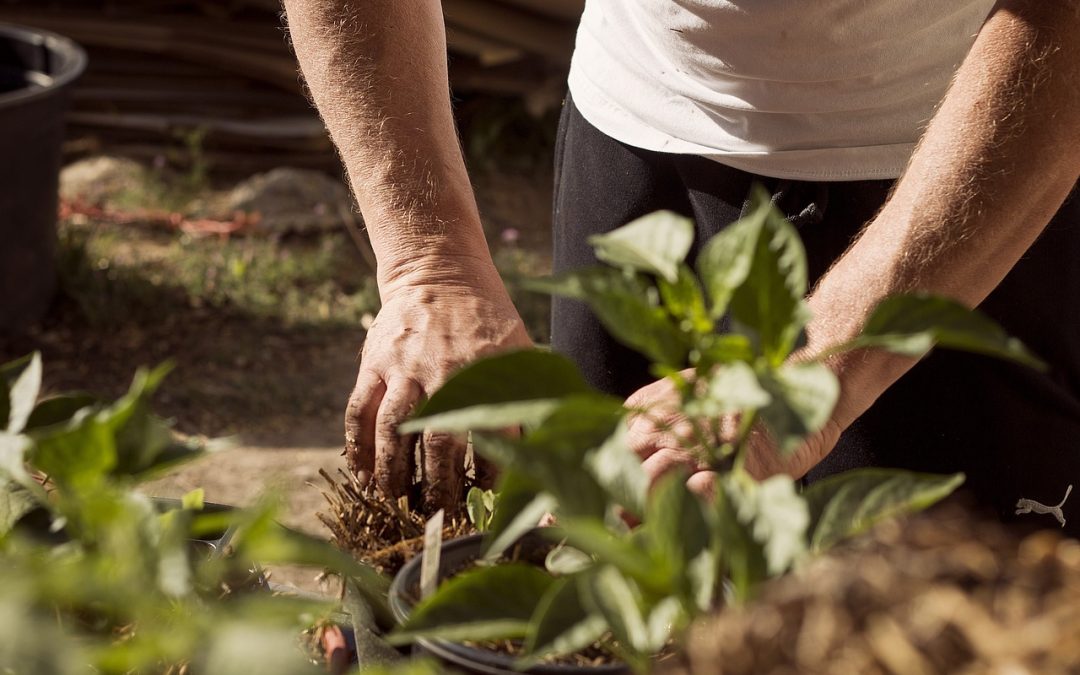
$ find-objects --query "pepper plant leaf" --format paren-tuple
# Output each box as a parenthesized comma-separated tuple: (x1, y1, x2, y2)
(521, 575, 607, 665)
(588, 210, 694, 283)
(845, 294, 1045, 370)
(803, 468, 964, 553)
(481, 469, 556, 561)
(4, 352, 42, 434)
(557, 519, 664, 594)
(723, 474, 808, 577)
(683, 361, 771, 419)
(29, 411, 117, 489)
(402, 399, 563, 434)
(24, 393, 98, 432)
(473, 433, 608, 522)
(582, 422, 649, 517)
(0, 477, 40, 536)
(696, 333, 756, 368)
(420, 349, 592, 409)
(545, 544, 593, 576)
(658, 264, 712, 334)
(582, 565, 650, 654)
(523, 395, 626, 454)
(757, 362, 839, 455)
(727, 187, 810, 364)
(696, 203, 765, 320)
(526, 269, 689, 367)
(391, 564, 556, 644)
(644, 472, 710, 593)
(646, 596, 687, 653)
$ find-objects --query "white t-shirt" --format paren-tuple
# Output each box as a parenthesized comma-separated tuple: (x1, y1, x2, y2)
(567, 0, 996, 181)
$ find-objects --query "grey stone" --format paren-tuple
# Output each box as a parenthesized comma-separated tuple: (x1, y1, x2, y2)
(224, 167, 355, 234)
(59, 156, 149, 206)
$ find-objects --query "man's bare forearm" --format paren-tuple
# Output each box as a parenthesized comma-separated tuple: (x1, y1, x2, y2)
(283, 0, 494, 291)
(805, 0, 1080, 436)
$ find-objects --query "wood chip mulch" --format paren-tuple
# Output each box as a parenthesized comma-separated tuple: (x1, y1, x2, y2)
(670, 503, 1080, 675)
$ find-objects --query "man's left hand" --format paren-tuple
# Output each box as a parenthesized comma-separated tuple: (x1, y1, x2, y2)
(624, 370, 843, 498)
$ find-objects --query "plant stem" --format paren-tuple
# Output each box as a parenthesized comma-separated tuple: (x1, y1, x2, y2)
(731, 411, 757, 475)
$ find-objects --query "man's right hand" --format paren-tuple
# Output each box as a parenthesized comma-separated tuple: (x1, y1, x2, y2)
(344, 265, 531, 511)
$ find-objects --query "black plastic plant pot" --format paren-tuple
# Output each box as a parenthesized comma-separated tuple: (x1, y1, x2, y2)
(389, 531, 630, 675)
(0, 23, 86, 332)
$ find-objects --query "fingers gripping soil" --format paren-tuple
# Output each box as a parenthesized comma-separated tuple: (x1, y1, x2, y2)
(344, 283, 531, 510)
(345, 372, 385, 481)
(421, 430, 466, 510)
(374, 377, 422, 498)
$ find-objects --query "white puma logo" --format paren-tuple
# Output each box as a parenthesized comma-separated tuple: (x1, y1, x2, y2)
(1015, 484, 1073, 527)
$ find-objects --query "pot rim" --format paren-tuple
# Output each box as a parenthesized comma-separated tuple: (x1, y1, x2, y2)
(0, 22, 88, 109)
(389, 530, 629, 674)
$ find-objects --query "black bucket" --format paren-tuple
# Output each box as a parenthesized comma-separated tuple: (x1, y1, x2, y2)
(0, 23, 86, 332)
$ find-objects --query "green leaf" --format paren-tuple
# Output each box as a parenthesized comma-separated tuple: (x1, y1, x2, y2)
(695, 333, 755, 368)
(583, 566, 650, 654)
(392, 563, 555, 644)
(804, 468, 964, 552)
(402, 399, 563, 434)
(545, 544, 593, 576)
(409, 350, 592, 423)
(527, 269, 689, 367)
(582, 422, 649, 517)
(181, 488, 205, 511)
(343, 580, 402, 666)
(0, 432, 36, 492)
(589, 211, 695, 283)
(482, 475, 556, 562)
(658, 265, 712, 334)
(686, 548, 718, 612)
(522, 575, 608, 665)
(723, 474, 808, 576)
(645, 596, 687, 652)
(757, 362, 840, 455)
(556, 520, 662, 593)
(24, 393, 98, 431)
(683, 362, 771, 419)
(228, 502, 393, 626)
(29, 411, 118, 488)
(0, 477, 41, 536)
(474, 434, 607, 522)
(5, 352, 42, 433)
(466, 487, 489, 532)
(482, 470, 541, 556)
(644, 472, 710, 592)
(522, 395, 626, 454)
(712, 479, 768, 603)
(847, 294, 1045, 370)
(726, 187, 810, 364)
(697, 205, 765, 320)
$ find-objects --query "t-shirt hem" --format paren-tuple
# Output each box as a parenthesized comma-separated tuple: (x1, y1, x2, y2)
(569, 62, 908, 182)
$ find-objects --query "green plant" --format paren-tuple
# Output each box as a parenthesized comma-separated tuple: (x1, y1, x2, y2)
(389, 187, 1041, 671)
(465, 487, 499, 533)
(0, 354, 392, 674)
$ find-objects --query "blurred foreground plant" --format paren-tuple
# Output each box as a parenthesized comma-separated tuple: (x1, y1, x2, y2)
(391, 187, 1042, 672)
(0, 354, 391, 674)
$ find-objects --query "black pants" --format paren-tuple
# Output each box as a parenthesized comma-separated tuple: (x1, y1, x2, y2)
(551, 95, 1080, 534)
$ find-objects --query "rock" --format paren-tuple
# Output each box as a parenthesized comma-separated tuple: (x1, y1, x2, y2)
(224, 168, 355, 235)
(59, 156, 150, 206)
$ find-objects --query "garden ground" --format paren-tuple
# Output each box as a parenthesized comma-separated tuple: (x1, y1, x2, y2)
(0, 157, 553, 591)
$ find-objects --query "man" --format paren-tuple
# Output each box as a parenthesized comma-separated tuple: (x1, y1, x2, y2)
(283, 1, 1080, 530)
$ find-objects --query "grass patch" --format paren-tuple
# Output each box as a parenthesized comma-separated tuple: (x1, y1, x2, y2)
(57, 223, 380, 329)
